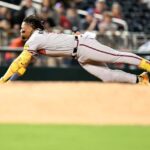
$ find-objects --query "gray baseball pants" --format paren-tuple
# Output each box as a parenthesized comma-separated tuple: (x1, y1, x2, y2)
(76, 38, 142, 83)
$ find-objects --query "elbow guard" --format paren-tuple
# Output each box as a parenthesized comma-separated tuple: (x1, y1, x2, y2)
(16, 50, 32, 68)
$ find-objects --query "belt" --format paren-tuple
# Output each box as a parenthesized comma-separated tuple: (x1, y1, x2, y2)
(72, 36, 79, 58)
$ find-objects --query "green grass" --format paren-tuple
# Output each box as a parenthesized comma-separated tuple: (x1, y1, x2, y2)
(0, 124, 150, 150)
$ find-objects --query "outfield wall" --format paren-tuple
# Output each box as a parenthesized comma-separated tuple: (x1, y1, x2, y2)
(0, 66, 141, 81)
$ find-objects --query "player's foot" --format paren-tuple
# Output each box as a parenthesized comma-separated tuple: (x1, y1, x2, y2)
(137, 72, 150, 85)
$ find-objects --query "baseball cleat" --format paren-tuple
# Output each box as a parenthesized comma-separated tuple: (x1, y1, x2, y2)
(138, 72, 150, 85)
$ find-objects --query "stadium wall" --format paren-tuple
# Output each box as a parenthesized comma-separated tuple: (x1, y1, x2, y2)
(0, 66, 142, 81)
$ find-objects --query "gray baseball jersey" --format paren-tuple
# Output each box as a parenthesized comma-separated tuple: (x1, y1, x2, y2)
(25, 30, 75, 57)
(25, 30, 143, 83)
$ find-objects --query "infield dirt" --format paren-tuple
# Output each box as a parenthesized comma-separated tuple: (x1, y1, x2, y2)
(0, 82, 150, 125)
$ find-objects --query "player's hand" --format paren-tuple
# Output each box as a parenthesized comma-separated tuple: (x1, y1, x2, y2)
(82, 31, 96, 39)
(0, 77, 5, 83)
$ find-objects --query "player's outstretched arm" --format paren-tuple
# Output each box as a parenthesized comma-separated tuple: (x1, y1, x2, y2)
(0, 50, 32, 83)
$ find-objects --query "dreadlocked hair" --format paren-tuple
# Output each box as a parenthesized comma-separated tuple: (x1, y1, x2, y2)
(23, 15, 45, 30)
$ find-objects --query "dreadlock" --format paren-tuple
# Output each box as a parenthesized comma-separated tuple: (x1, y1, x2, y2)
(23, 15, 45, 30)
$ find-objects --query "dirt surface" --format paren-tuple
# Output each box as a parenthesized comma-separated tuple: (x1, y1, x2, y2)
(0, 82, 150, 125)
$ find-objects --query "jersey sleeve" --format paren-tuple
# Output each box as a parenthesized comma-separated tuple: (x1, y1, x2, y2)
(24, 31, 42, 55)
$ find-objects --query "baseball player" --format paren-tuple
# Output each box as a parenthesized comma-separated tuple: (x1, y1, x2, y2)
(0, 15, 150, 84)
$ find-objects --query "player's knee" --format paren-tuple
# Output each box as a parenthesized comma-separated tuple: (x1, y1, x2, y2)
(100, 74, 115, 82)
(17, 50, 32, 68)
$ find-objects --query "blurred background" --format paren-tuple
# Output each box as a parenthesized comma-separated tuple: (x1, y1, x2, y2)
(0, 1, 150, 150)
(0, 0, 150, 80)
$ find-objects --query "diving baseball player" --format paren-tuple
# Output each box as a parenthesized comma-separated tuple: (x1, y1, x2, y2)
(0, 15, 150, 84)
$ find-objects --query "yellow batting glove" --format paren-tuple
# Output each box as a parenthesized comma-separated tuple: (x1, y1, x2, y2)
(0, 77, 5, 83)
(0, 49, 32, 83)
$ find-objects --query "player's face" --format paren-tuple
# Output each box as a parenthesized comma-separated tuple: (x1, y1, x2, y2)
(20, 22, 34, 41)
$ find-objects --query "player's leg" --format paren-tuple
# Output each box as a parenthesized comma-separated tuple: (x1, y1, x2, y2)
(78, 38, 150, 72)
(79, 62, 137, 83)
